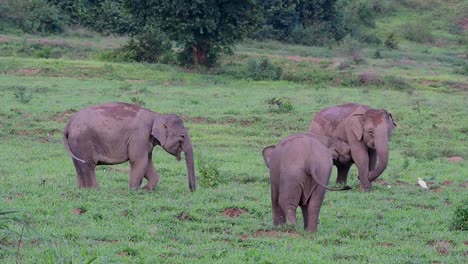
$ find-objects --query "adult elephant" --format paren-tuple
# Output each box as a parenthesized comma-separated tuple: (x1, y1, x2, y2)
(309, 103, 396, 191)
(63, 102, 196, 191)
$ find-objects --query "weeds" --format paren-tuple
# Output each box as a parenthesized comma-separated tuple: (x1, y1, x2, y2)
(450, 200, 467, 231)
(266, 97, 294, 113)
(246, 58, 283, 80)
(13, 86, 33, 104)
(130, 97, 145, 106)
(197, 156, 221, 188)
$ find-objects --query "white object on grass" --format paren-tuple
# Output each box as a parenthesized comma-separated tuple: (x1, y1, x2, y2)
(417, 178, 428, 191)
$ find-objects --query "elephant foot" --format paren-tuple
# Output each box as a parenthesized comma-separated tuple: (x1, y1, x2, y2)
(360, 185, 372, 192)
(142, 185, 155, 192)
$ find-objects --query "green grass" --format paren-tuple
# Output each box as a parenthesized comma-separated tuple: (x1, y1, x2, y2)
(0, 51, 466, 263)
(0, 1, 467, 261)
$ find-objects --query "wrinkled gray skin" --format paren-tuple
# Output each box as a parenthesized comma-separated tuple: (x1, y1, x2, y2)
(262, 133, 351, 233)
(63, 102, 196, 191)
(309, 103, 396, 191)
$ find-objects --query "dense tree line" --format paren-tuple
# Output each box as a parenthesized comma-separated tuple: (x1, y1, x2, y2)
(0, 0, 384, 65)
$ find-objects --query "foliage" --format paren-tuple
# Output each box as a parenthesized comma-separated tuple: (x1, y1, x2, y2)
(0, 209, 19, 231)
(13, 86, 33, 104)
(121, 29, 172, 63)
(333, 35, 364, 63)
(47, 0, 134, 34)
(450, 199, 468, 231)
(1, 0, 65, 34)
(401, 21, 434, 43)
(384, 32, 399, 49)
(246, 58, 283, 80)
(266, 97, 293, 113)
(254, 0, 340, 44)
(124, 0, 259, 66)
(197, 155, 221, 188)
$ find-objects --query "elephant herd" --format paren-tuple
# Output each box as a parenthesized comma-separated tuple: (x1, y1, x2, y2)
(63, 102, 396, 233)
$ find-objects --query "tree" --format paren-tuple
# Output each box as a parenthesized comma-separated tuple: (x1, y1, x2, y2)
(125, 0, 259, 66)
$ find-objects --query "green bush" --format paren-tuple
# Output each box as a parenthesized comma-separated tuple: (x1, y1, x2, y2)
(1, 0, 65, 34)
(197, 156, 221, 188)
(13, 86, 33, 104)
(384, 32, 399, 49)
(333, 35, 365, 63)
(266, 97, 294, 113)
(401, 21, 434, 43)
(122, 30, 173, 63)
(450, 200, 467, 231)
(246, 58, 283, 80)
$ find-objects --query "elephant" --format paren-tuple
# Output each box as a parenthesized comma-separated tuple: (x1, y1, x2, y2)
(309, 103, 396, 191)
(262, 133, 351, 233)
(63, 102, 196, 191)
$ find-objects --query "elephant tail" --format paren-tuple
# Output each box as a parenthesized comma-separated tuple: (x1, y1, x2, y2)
(310, 172, 351, 191)
(63, 119, 86, 164)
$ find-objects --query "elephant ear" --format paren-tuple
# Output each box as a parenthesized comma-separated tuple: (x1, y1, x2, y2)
(151, 116, 168, 147)
(262, 146, 275, 168)
(349, 106, 367, 140)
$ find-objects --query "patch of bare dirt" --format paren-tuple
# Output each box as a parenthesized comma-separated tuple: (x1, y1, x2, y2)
(72, 208, 86, 215)
(17, 68, 42, 75)
(457, 18, 468, 31)
(449, 83, 468, 91)
(442, 180, 453, 186)
(447, 157, 463, 162)
(379, 242, 394, 248)
(223, 208, 248, 218)
(395, 181, 409, 186)
(240, 230, 298, 240)
(54, 109, 77, 123)
(460, 182, 468, 188)
(176, 211, 194, 221)
(430, 187, 443, 193)
(430, 240, 454, 255)
(464, 241, 468, 245)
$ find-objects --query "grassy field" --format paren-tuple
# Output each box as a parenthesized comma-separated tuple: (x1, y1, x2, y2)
(0, 3, 467, 262)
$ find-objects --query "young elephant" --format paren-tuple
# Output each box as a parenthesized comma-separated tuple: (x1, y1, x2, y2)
(262, 133, 351, 233)
(63, 102, 196, 191)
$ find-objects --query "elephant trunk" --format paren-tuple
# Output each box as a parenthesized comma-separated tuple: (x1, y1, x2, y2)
(369, 130, 389, 182)
(183, 130, 196, 191)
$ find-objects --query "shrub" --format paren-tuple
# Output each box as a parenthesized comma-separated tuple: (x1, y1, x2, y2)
(266, 97, 293, 113)
(246, 58, 283, 81)
(401, 21, 434, 43)
(358, 70, 384, 85)
(122, 29, 173, 63)
(197, 156, 221, 188)
(384, 32, 399, 49)
(333, 35, 364, 63)
(450, 200, 467, 231)
(13, 86, 33, 104)
(1, 0, 65, 34)
(287, 24, 335, 46)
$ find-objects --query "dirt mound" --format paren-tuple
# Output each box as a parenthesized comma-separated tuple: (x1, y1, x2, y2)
(54, 109, 77, 123)
(223, 208, 248, 218)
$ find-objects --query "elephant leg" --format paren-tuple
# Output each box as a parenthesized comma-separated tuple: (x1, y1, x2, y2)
(368, 149, 377, 181)
(350, 143, 371, 191)
(72, 159, 98, 188)
(271, 180, 285, 226)
(143, 160, 159, 191)
(301, 206, 308, 230)
(336, 163, 352, 185)
(305, 187, 327, 233)
(278, 185, 301, 225)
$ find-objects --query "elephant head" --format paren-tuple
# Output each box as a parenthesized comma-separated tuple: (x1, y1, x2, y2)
(329, 140, 352, 164)
(348, 107, 396, 182)
(152, 114, 196, 191)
